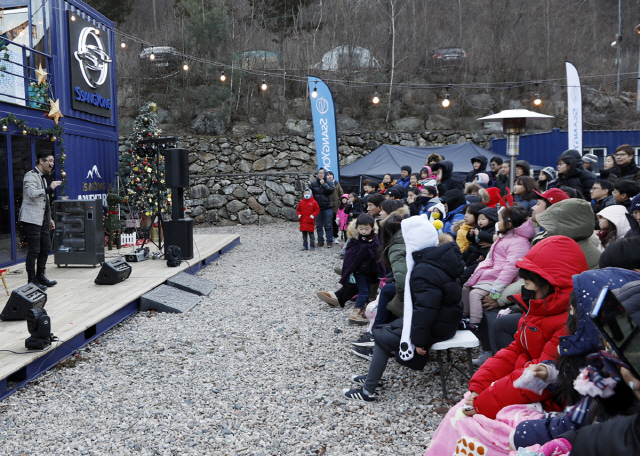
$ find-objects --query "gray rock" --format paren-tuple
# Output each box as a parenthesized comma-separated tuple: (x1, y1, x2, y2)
(258, 214, 284, 224)
(238, 161, 251, 173)
(232, 187, 250, 199)
(275, 159, 290, 168)
(290, 159, 303, 166)
(247, 197, 266, 215)
(118, 117, 135, 134)
(392, 117, 423, 131)
(205, 194, 227, 209)
(265, 181, 286, 196)
(252, 155, 276, 171)
(399, 140, 417, 147)
(266, 202, 279, 216)
(222, 184, 238, 195)
(336, 114, 359, 131)
(189, 163, 203, 173)
(226, 200, 245, 213)
(190, 184, 210, 199)
(204, 210, 218, 223)
(232, 122, 252, 136)
(257, 192, 269, 205)
(247, 186, 262, 194)
(197, 151, 215, 162)
(425, 114, 454, 130)
(192, 110, 228, 135)
(280, 206, 299, 221)
(344, 136, 365, 146)
(217, 163, 234, 173)
(282, 183, 296, 193)
(191, 206, 205, 216)
(282, 194, 296, 206)
(266, 190, 283, 207)
(290, 151, 310, 161)
(238, 209, 258, 225)
(284, 119, 311, 134)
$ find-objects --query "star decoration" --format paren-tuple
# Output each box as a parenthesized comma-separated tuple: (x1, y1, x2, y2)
(47, 98, 63, 125)
(35, 64, 48, 85)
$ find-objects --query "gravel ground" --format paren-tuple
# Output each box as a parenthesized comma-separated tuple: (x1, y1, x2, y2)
(0, 223, 476, 456)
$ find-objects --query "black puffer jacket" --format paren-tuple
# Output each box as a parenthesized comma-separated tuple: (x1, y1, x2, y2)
(560, 149, 596, 198)
(465, 155, 488, 183)
(433, 160, 461, 195)
(309, 178, 335, 210)
(610, 161, 640, 187)
(373, 241, 463, 370)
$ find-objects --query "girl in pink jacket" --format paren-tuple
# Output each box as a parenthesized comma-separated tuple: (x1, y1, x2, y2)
(335, 194, 349, 242)
(462, 206, 535, 325)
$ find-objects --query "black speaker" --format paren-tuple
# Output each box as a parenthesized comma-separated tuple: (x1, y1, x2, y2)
(0, 284, 48, 321)
(164, 219, 194, 260)
(165, 148, 189, 188)
(95, 258, 132, 285)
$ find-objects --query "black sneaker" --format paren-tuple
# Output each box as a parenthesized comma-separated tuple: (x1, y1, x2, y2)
(351, 332, 374, 348)
(351, 375, 382, 390)
(350, 346, 373, 361)
(342, 387, 375, 403)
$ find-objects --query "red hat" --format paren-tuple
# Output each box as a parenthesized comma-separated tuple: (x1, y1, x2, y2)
(485, 187, 506, 208)
(532, 188, 570, 205)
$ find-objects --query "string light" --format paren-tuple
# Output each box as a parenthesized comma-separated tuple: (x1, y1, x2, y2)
(95, 29, 100, 35)
(149, 53, 155, 60)
(533, 93, 542, 106)
(183, 63, 189, 71)
(372, 92, 380, 104)
(120, 40, 126, 49)
(220, 70, 226, 82)
(311, 82, 318, 98)
(441, 93, 450, 108)
(261, 75, 267, 91)
(71, 15, 76, 21)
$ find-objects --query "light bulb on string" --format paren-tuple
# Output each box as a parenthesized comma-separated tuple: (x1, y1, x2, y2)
(220, 70, 226, 82)
(71, 15, 76, 21)
(312, 86, 318, 98)
(120, 40, 126, 49)
(372, 92, 380, 104)
(261, 75, 267, 91)
(441, 93, 450, 108)
(149, 53, 155, 60)
(95, 29, 100, 35)
(533, 93, 542, 106)
(183, 63, 189, 71)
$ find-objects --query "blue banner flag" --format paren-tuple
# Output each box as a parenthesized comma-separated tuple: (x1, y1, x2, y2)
(308, 76, 340, 181)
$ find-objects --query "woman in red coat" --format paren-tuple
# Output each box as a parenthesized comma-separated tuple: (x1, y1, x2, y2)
(463, 235, 589, 419)
(297, 189, 320, 250)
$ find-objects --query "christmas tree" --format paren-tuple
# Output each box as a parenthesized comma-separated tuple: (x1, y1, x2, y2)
(118, 102, 171, 219)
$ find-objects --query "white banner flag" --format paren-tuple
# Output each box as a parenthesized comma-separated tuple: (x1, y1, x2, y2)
(566, 62, 582, 153)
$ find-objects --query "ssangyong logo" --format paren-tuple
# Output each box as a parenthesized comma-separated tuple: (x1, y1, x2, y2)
(86, 165, 102, 179)
(316, 97, 329, 115)
(74, 27, 112, 89)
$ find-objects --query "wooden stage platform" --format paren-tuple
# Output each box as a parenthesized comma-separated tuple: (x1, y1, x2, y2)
(0, 233, 239, 401)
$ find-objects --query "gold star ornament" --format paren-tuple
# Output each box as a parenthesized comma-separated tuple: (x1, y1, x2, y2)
(47, 98, 63, 125)
(35, 64, 48, 85)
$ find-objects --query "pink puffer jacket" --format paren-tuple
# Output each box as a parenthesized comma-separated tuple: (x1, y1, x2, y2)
(464, 219, 536, 293)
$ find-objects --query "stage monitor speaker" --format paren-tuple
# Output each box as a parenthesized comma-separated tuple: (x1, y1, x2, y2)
(95, 258, 132, 285)
(165, 148, 189, 188)
(164, 219, 194, 260)
(0, 284, 48, 321)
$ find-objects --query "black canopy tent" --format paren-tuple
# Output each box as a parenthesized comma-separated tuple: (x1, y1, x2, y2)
(337, 143, 541, 194)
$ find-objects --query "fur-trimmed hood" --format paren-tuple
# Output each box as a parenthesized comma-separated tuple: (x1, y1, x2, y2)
(346, 217, 379, 239)
(380, 205, 410, 226)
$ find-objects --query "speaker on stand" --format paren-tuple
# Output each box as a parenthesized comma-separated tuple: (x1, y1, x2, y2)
(164, 148, 194, 261)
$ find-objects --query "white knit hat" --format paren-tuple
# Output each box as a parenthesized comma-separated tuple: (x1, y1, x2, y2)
(398, 214, 439, 361)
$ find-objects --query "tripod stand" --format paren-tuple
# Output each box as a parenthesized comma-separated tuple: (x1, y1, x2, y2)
(135, 137, 177, 254)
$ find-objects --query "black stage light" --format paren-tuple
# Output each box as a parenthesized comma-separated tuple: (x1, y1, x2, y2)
(25, 308, 52, 350)
(166, 245, 182, 267)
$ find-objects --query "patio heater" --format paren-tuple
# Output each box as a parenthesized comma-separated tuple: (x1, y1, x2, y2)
(477, 109, 554, 190)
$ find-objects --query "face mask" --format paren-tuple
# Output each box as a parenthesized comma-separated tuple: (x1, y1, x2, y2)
(304, 194, 311, 200)
(520, 286, 537, 304)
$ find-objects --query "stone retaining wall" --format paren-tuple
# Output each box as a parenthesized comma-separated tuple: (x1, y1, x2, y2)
(119, 129, 503, 225)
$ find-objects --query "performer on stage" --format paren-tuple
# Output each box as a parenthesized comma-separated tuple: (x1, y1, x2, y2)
(19, 151, 62, 291)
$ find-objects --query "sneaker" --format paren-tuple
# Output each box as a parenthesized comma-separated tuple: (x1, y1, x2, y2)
(316, 242, 325, 247)
(342, 387, 376, 403)
(334, 267, 342, 276)
(310, 245, 316, 251)
(350, 346, 373, 361)
(472, 350, 492, 367)
(351, 375, 382, 390)
(351, 332, 375, 348)
(317, 291, 339, 307)
(348, 308, 369, 326)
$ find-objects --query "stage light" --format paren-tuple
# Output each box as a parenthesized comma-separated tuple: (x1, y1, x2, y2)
(150, 53, 155, 60)
(442, 94, 450, 108)
(25, 308, 52, 350)
(166, 245, 182, 267)
(220, 70, 226, 82)
(261, 75, 267, 91)
(183, 63, 189, 71)
(533, 93, 542, 106)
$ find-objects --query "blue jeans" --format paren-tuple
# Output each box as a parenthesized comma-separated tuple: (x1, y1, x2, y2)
(354, 272, 370, 310)
(315, 208, 334, 244)
(373, 283, 396, 327)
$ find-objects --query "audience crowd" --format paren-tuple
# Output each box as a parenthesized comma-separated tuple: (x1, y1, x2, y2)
(295, 144, 640, 455)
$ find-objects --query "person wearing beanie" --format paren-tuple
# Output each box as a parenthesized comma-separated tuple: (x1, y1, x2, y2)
(473, 172, 491, 188)
(383, 187, 402, 200)
(559, 149, 596, 197)
(582, 153, 598, 175)
(465, 155, 488, 184)
(342, 215, 462, 403)
(398, 165, 412, 188)
(538, 166, 557, 192)
(515, 160, 531, 178)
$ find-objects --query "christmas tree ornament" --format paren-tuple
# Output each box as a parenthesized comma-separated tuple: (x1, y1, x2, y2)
(51, 136, 56, 142)
(61, 153, 66, 160)
(143, 117, 148, 122)
(35, 64, 48, 85)
(47, 98, 63, 124)
(61, 171, 66, 178)
(22, 130, 27, 135)
(2, 125, 7, 132)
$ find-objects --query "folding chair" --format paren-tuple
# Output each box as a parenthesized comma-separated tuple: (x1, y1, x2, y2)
(430, 330, 480, 399)
(0, 268, 9, 296)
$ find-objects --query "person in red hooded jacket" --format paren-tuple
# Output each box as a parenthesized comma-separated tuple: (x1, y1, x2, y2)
(463, 235, 589, 419)
(297, 188, 320, 250)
